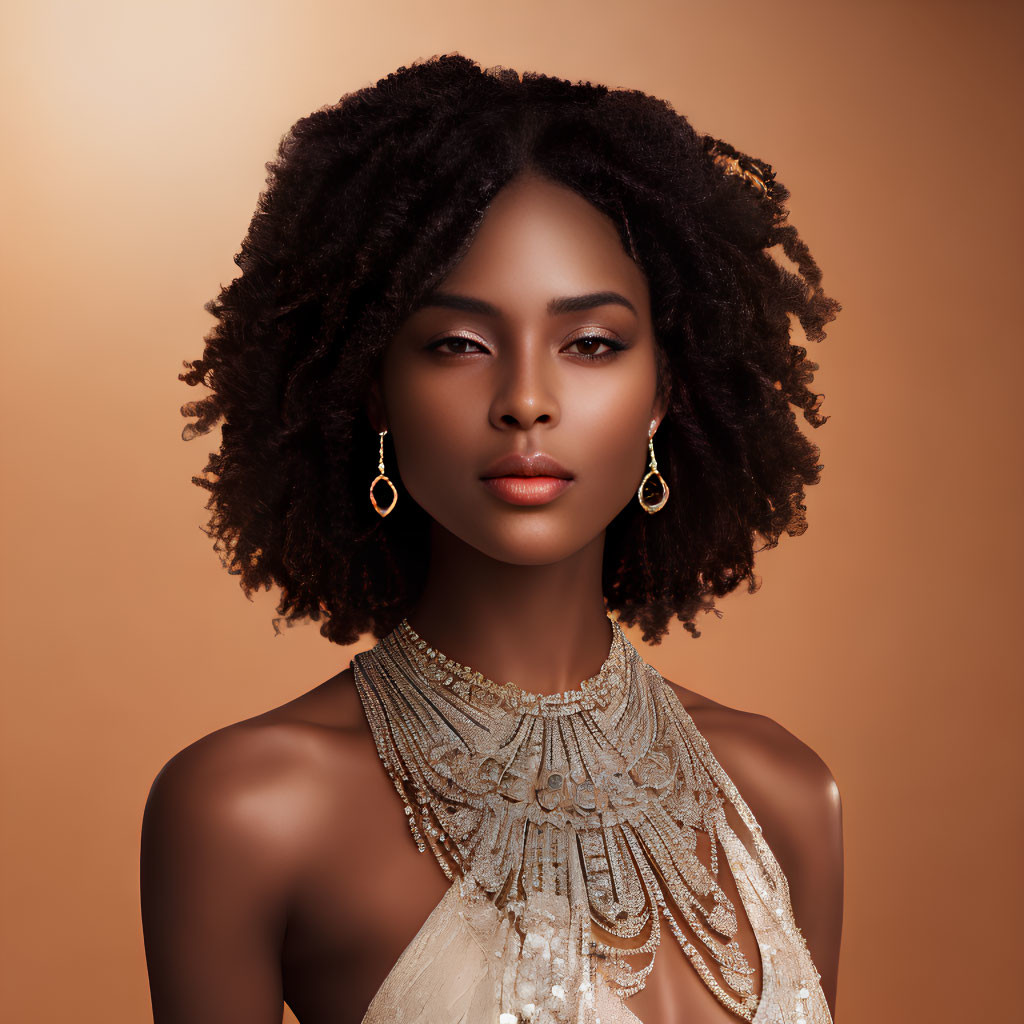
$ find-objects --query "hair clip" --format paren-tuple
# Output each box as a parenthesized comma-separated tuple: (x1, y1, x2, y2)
(703, 137, 776, 198)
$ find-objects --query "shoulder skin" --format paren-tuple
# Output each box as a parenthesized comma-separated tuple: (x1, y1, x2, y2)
(140, 704, 360, 1023)
(664, 679, 844, 1017)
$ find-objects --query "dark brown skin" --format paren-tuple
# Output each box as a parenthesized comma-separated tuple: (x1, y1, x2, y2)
(141, 171, 844, 1023)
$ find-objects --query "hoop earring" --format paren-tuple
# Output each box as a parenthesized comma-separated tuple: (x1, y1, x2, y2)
(637, 423, 669, 514)
(370, 429, 398, 517)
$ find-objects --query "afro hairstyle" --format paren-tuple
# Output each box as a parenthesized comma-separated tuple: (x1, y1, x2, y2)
(179, 53, 840, 646)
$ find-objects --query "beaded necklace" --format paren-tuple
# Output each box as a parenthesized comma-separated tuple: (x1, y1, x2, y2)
(350, 613, 762, 1021)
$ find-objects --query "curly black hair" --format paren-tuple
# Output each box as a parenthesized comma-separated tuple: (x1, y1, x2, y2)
(179, 53, 840, 647)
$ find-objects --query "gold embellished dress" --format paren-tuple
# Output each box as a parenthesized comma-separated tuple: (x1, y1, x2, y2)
(350, 614, 833, 1024)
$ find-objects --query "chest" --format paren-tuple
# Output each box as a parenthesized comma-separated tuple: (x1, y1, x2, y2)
(279, 758, 765, 1024)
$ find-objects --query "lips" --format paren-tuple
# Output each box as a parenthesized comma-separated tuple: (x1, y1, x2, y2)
(480, 452, 574, 480)
(480, 452, 574, 507)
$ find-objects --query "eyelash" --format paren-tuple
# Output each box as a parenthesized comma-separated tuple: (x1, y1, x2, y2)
(427, 335, 627, 362)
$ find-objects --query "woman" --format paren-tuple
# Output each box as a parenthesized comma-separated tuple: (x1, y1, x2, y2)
(142, 54, 843, 1024)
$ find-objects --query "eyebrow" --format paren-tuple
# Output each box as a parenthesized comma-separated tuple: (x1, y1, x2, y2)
(415, 289, 638, 318)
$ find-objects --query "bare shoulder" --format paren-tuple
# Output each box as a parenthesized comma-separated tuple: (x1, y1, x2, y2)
(662, 679, 842, 839)
(142, 666, 370, 874)
(663, 678, 844, 1010)
(140, 667, 378, 1020)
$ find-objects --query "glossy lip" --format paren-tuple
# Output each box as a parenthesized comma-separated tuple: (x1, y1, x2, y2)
(480, 453, 575, 507)
(482, 475, 573, 506)
(480, 452, 574, 480)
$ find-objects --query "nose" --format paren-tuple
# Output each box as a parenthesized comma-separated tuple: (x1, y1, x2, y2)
(487, 339, 561, 431)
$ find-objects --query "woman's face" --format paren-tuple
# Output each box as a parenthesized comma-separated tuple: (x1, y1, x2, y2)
(373, 171, 668, 566)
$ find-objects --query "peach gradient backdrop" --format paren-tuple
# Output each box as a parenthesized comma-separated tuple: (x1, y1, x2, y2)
(2, 2, 1021, 1021)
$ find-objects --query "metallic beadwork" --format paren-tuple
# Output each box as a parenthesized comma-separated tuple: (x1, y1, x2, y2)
(350, 613, 769, 1020)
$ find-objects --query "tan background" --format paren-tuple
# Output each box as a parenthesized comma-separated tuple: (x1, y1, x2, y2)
(2, 1, 1021, 1021)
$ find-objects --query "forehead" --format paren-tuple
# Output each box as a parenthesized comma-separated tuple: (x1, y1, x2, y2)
(435, 173, 648, 308)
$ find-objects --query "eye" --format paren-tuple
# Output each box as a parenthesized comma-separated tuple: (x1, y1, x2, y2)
(427, 335, 489, 356)
(564, 335, 628, 361)
(426, 333, 628, 361)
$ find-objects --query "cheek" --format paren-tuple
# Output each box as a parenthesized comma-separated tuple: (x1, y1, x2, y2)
(384, 378, 477, 509)
(574, 402, 652, 513)
(569, 367, 659, 509)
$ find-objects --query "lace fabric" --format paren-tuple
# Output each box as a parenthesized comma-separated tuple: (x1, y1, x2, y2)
(350, 615, 832, 1024)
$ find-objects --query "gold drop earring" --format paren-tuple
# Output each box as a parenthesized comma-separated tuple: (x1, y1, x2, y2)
(637, 420, 669, 514)
(370, 428, 398, 517)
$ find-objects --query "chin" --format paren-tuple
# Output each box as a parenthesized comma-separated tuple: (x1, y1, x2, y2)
(442, 510, 606, 567)
(416, 479, 634, 565)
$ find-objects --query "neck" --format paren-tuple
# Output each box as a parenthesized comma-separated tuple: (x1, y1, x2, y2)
(404, 522, 612, 698)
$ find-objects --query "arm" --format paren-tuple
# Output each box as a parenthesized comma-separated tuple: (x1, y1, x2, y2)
(140, 725, 304, 1023)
